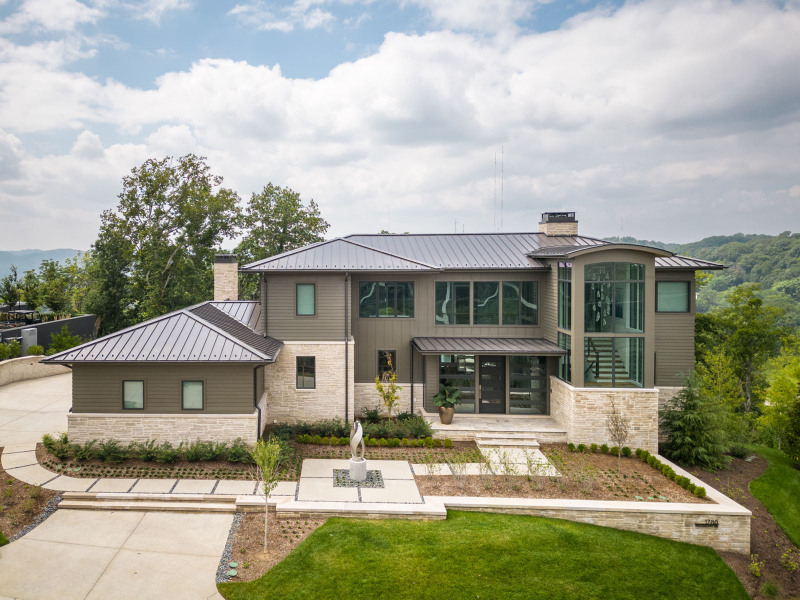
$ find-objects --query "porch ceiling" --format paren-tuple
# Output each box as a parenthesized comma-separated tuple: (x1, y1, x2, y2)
(411, 336, 566, 356)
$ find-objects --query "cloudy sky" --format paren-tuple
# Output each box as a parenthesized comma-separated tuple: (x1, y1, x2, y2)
(0, 0, 799, 251)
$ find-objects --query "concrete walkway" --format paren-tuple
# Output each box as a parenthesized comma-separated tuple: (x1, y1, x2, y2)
(0, 373, 71, 449)
(0, 509, 231, 600)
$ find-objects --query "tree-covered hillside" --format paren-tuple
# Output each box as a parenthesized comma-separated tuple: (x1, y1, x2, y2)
(605, 232, 800, 329)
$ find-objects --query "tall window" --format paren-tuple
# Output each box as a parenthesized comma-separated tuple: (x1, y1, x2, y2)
(584, 263, 644, 333)
(378, 350, 397, 378)
(182, 381, 204, 410)
(439, 354, 475, 413)
(296, 356, 316, 389)
(558, 263, 572, 330)
(359, 282, 414, 318)
(656, 281, 690, 313)
(296, 283, 315, 316)
(435, 282, 470, 325)
(123, 380, 144, 410)
(557, 332, 571, 384)
(473, 282, 499, 325)
(502, 281, 538, 325)
(584, 337, 643, 388)
(509, 356, 547, 414)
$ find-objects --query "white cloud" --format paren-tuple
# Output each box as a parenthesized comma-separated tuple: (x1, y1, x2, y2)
(405, 0, 534, 34)
(228, 0, 335, 32)
(126, 0, 192, 24)
(0, 0, 102, 33)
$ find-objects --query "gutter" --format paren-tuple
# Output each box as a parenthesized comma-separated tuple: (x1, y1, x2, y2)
(253, 364, 263, 440)
(344, 272, 349, 423)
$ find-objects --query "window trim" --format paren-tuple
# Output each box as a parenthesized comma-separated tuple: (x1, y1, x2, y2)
(296, 356, 316, 390)
(296, 283, 316, 317)
(122, 380, 145, 411)
(358, 281, 415, 319)
(584, 262, 645, 334)
(181, 380, 205, 411)
(501, 281, 539, 326)
(656, 281, 691, 313)
(434, 281, 470, 325)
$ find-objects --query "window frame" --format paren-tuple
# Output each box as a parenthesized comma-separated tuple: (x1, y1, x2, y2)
(296, 283, 316, 317)
(181, 380, 205, 411)
(501, 281, 539, 326)
(434, 281, 470, 325)
(584, 262, 645, 334)
(359, 281, 415, 318)
(296, 356, 316, 390)
(472, 281, 500, 325)
(122, 380, 145, 411)
(558, 262, 572, 331)
(656, 281, 691, 313)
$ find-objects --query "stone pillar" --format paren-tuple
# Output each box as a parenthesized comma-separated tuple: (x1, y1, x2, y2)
(539, 211, 578, 236)
(214, 254, 238, 301)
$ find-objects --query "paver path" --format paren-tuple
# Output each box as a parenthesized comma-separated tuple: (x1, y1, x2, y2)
(0, 373, 71, 449)
(0, 509, 230, 600)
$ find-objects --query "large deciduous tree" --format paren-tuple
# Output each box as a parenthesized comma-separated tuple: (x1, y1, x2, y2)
(87, 155, 241, 331)
(0, 266, 20, 308)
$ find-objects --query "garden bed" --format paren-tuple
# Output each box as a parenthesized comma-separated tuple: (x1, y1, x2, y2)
(0, 448, 60, 543)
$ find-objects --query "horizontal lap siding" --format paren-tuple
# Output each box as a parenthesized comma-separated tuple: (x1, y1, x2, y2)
(72, 364, 254, 414)
(266, 274, 346, 341)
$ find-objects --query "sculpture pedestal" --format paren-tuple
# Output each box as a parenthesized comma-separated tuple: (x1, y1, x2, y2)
(349, 457, 367, 482)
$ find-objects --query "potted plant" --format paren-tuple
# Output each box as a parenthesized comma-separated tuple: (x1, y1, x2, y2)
(432, 383, 462, 425)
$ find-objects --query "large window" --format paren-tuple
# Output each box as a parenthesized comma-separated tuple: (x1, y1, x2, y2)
(439, 354, 475, 413)
(557, 332, 571, 384)
(502, 281, 538, 325)
(123, 380, 144, 410)
(473, 282, 499, 325)
(656, 281, 690, 313)
(296, 283, 315, 316)
(558, 263, 572, 330)
(435, 282, 470, 325)
(583, 337, 643, 388)
(296, 356, 316, 389)
(359, 282, 414, 318)
(182, 380, 204, 410)
(584, 262, 644, 333)
(509, 356, 547, 414)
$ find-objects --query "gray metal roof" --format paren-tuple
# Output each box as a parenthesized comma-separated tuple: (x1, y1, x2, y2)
(654, 255, 725, 270)
(209, 300, 261, 329)
(241, 238, 440, 272)
(43, 301, 282, 364)
(412, 336, 566, 355)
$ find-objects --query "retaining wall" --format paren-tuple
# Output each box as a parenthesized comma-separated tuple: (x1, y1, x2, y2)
(0, 355, 70, 387)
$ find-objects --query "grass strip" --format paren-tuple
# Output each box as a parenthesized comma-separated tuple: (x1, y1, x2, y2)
(749, 445, 800, 548)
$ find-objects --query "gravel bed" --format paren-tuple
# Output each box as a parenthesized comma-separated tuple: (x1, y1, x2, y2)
(9, 493, 62, 542)
(216, 511, 244, 583)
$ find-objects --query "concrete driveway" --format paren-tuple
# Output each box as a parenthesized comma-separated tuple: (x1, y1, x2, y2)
(0, 509, 230, 600)
(0, 373, 71, 448)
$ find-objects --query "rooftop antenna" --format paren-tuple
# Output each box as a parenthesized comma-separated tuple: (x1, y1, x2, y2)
(500, 145, 504, 231)
(493, 152, 497, 231)
(454, 218, 458, 233)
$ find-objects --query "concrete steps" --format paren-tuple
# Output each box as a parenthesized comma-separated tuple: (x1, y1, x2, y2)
(60, 492, 240, 513)
(475, 432, 541, 448)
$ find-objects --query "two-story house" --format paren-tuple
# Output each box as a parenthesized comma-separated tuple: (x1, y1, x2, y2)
(46, 212, 722, 452)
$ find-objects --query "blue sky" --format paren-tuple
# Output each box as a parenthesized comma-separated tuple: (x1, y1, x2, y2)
(0, 0, 798, 250)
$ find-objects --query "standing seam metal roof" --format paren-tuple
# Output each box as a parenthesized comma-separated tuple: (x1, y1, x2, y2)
(411, 337, 566, 355)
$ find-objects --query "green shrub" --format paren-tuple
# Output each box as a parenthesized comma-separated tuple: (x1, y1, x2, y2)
(401, 438, 410, 447)
(0, 343, 10, 361)
(749, 554, 763, 578)
(312, 435, 322, 445)
(321, 436, 330, 445)
(97, 439, 127, 463)
(361, 407, 381, 424)
(687, 482, 697, 494)
(433, 438, 443, 448)
(73, 440, 97, 461)
(397, 412, 415, 421)
(154, 441, 180, 464)
(423, 437, 434, 448)
(42, 433, 57, 453)
(413, 439, 423, 447)
(26, 344, 44, 356)
(443, 439, 453, 449)
(600, 443, 609, 454)
(577, 443, 587, 453)
(378, 438, 388, 447)
(46, 325, 83, 355)
(760, 580, 779, 599)
(694, 486, 707, 498)
(0, 530, 9, 547)
(567, 443, 576, 452)
(404, 416, 434, 439)
(44, 433, 71, 460)
(387, 438, 401, 448)
(621, 446, 631, 457)
(203, 441, 229, 461)
(729, 445, 748, 459)
(183, 441, 205, 462)
(29, 486, 42, 499)
(635, 448, 644, 459)
(228, 438, 254, 463)
(138, 440, 158, 461)
(367, 437, 378, 447)
(589, 443, 598, 453)
(6, 340, 21, 359)
(339, 436, 349, 446)
(610, 446, 619, 457)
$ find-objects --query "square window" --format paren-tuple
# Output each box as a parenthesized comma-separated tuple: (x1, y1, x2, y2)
(123, 380, 144, 410)
(297, 356, 316, 389)
(182, 380, 204, 410)
(657, 281, 690, 312)
(296, 283, 315, 316)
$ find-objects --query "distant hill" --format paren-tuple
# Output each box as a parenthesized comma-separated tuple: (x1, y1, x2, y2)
(0, 249, 83, 275)
(602, 236, 681, 253)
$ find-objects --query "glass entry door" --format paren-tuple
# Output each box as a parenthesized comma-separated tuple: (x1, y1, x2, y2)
(479, 356, 506, 414)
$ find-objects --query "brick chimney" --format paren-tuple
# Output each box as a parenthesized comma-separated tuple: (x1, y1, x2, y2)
(213, 254, 238, 301)
(539, 212, 578, 236)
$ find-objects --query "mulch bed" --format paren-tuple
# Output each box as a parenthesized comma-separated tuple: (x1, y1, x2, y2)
(689, 455, 800, 599)
(225, 513, 327, 582)
(0, 448, 60, 540)
(416, 444, 707, 503)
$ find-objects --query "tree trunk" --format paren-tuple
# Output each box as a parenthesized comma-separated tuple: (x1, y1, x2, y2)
(264, 490, 268, 552)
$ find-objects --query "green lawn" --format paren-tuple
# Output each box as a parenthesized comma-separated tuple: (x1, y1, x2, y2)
(0, 530, 8, 547)
(218, 511, 747, 600)
(749, 445, 800, 547)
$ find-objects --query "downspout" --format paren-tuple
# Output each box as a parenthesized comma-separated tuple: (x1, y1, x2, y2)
(344, 272, 350, 423)
(253, 364, 263, 440)
(410, 343, 414, 413)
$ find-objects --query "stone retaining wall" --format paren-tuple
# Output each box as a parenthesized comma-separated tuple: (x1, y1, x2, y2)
(0, 355, 70, 387)
(354, 383, 424, 417)
(67, 411, 259, 444)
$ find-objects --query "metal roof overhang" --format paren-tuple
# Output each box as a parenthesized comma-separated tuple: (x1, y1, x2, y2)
(411, 337, 566, 356)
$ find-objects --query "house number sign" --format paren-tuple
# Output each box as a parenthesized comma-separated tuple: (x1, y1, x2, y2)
(694, 519, 719, 528)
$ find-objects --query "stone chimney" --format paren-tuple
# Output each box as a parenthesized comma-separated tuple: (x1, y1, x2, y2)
(539, 212, 578, 236)
(213, 254, 238, 301)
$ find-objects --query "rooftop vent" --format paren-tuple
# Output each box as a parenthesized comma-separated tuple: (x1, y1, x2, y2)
(539, 212, 578, 236)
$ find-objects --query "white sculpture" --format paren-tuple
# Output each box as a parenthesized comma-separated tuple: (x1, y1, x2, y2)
(349, 420, 367, 482)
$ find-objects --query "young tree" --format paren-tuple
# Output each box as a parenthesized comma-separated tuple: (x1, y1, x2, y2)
(661, 373, 730, 470)
(374, 352, 402, 418)
(0, 265, 20, 308)
(20, 269, 42, 311)
(38, 259, 71, 314)
(251, 437, 282, 552)
(606, 400, 629, 472)
(46, 325, 84, 355)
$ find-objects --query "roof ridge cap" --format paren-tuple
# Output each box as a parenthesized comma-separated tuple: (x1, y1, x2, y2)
(243, 238, 338, 268)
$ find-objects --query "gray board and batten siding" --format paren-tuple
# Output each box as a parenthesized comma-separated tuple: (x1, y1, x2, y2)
(71, 363, 256, 414)
(654, 270, 696, 387)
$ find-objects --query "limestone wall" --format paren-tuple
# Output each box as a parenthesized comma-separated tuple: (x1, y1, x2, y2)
(263, 340, 355, 423)
(68, 411, 259, 444)
(550, 376, 659, 452)
(354, 383, 425, 418)
(0, 356, 70, 387)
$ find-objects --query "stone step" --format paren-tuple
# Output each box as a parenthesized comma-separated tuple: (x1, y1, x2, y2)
(475, 432, 541, 440)
(62, 492, 240, 503)
(476, 439, 541, 448)
(275, 499, 447, 520)
(59, 499, 238, 513)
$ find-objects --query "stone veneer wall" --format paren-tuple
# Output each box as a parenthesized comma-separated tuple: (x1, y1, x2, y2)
(213, 258, 238, 301)
(0, 356, 70, 387)
(656, 386, 683, 443)
(264, 340, 354, 423)
(550, 376, 659, 452)
(68, 412, 259, 444)
(354, 383, 425, 417)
